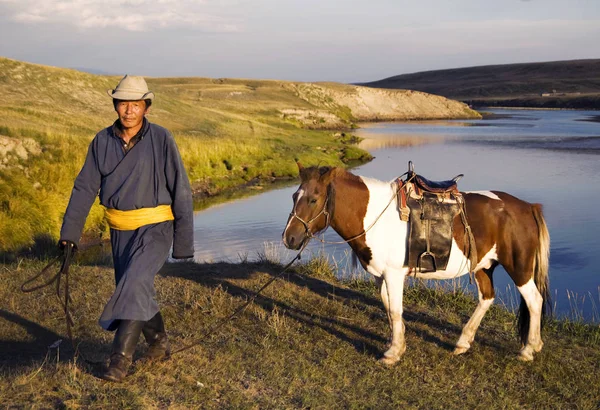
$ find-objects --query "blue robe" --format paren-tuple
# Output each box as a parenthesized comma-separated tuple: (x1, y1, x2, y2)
(60, 120, 194, 330)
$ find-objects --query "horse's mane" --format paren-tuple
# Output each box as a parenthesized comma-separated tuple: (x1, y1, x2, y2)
(300, 166, 361, 183)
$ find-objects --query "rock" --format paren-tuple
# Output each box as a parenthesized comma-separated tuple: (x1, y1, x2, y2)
(0, 135, 42, 168)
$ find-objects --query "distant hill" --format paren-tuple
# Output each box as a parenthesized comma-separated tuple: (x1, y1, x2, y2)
(360, 59, 600, 109)
(71, 67, 115, 75)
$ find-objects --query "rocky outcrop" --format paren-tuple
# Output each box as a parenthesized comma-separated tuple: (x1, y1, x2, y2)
(0, 135, 42, 169)
(283, 83, 480, 128)
(280, 108, 348, 129)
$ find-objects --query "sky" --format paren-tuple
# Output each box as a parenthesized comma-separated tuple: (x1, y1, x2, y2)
(0, 0, 599, 83)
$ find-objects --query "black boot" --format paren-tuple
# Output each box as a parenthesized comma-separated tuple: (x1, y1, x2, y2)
(141, 311, 171, 361)
(100, 320, 144, 382)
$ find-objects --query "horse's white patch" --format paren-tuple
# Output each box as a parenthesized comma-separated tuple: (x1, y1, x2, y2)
(414, 243, 498, 280)
(466, 191, 502, 201)
(473, 244, 498, 271)
(455, 296, 494, 350)
(517, 279, 541, 305)
(282, 188, 305, 244)
(516, 278, 544, 354)
(360, 177, 408, 277)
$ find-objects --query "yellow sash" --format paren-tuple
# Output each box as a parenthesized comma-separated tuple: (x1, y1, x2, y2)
(105, 205, 174, 231)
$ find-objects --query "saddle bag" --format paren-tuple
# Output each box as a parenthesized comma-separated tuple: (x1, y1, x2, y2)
(397, 161, 475, 273)
(407, 192, 460, 272)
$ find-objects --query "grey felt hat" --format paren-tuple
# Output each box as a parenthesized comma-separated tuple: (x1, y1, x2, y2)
(107, 75, 155, 100)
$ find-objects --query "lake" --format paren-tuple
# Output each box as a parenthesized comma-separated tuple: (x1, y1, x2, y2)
(192, 109, 600, 320)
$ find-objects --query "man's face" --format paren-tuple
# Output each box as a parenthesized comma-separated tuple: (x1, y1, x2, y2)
(116, 100, 148, 129)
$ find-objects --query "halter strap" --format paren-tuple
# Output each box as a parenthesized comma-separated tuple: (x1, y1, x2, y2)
(291, 181, 400, 246)
(288, 195, 331, 239)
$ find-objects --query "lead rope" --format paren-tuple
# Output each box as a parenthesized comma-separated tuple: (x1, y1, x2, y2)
(301, 177, 410, 246)
(313, 173, 417, 245)
(455, 193, 478, 284)
(170, 239, 310, 355)
(20, 244, 105, 365)
(21, 241, 310, 360)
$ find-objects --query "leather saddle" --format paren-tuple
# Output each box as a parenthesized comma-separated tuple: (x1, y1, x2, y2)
(408, 161, 463, 195)
(397, 161, 464, 273)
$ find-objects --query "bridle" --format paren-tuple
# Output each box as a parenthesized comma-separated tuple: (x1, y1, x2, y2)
(288, 193, 331, 240)
(287, 179, 400, 246)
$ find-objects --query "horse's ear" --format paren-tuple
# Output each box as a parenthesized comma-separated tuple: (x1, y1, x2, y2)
(296, 161, 304, 171)
(319, 166, 336, 184)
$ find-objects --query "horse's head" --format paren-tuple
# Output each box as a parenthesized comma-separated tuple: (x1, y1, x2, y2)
(282, 163, 336, 250)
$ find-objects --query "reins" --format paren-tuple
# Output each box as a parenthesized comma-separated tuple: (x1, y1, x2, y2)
(292, 172, 414, 245)
(21, 240, 310, 360)
(288, 196, 331, 239)
(21, 245, 76, 334)
(19, 244, 104, 363)
(170, 239, 309, 356)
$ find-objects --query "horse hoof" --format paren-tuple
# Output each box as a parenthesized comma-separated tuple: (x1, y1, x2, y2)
(378, 356, 399, 366)
(518, 349, 534, 362)
(453, 346, 469, 355)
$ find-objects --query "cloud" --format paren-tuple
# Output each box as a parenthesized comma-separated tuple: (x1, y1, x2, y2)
(0, 0, 242, 32)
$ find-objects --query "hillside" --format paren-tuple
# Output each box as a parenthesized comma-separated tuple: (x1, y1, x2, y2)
(360, 59, 600, 109)
(0, 57, 479, 254)
(1, 257, 598, 408)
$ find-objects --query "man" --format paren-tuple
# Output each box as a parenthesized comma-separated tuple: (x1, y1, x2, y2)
(59, 75, 194, 382)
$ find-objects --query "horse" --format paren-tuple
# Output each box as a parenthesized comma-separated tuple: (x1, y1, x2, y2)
(282, 163, 550, 364)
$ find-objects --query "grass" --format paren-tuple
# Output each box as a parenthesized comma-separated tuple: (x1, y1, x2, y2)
(1, 251, 599, 409)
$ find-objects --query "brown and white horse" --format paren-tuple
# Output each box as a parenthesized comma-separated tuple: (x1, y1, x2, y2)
(282, 164, 550, 364)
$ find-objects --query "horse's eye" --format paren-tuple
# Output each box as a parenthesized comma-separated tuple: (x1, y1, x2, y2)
(310, 198, 317, 204)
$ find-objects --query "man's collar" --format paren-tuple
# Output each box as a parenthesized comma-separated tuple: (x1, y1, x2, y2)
(113, 117, 148, 141)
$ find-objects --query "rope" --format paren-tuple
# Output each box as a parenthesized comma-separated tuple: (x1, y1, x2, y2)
(298, 174, 415, 246)
(310, 186, 398, 245)
(456, 194, 478, 283)
(312, 172, 417, 245)
(21, 246, 75, 330)
(21, 240, 310, 361)
(21, 243, 104, 365)
(170, 239, 309, 355)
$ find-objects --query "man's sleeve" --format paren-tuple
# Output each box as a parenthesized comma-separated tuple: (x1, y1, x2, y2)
(59, 138, 101, 246)
(165, 133, 194, 259)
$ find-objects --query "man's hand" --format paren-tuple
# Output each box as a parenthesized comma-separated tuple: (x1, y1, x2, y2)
(58, 240, 78, 253)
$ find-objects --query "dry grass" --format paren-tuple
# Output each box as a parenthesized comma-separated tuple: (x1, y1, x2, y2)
(1, 254, 599, 409)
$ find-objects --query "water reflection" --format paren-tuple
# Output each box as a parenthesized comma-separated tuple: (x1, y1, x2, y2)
(358, 134, 443, 150)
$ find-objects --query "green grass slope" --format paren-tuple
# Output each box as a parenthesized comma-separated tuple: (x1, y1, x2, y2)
(361, 59, 600, 109)
(1, 257, 598, 408)
(0, 57, 479, 253)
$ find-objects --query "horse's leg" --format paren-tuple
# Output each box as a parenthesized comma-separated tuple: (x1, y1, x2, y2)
(379, 269, 406, 365)
(377, 276, 392, 345)
(516, 278, 544, 361)
(454, 267, 496, 355)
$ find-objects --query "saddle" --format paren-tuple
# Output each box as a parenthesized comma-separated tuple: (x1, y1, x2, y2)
(396, 161, 476, 273)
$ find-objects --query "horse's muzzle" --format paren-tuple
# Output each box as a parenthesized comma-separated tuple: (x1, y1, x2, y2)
(282, 226, 307, 250)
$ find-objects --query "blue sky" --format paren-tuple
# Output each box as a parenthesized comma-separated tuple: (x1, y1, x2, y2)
(0, 0, 598, 82)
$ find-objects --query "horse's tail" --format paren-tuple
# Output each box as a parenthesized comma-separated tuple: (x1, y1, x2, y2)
(518, 203, 551, 344)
